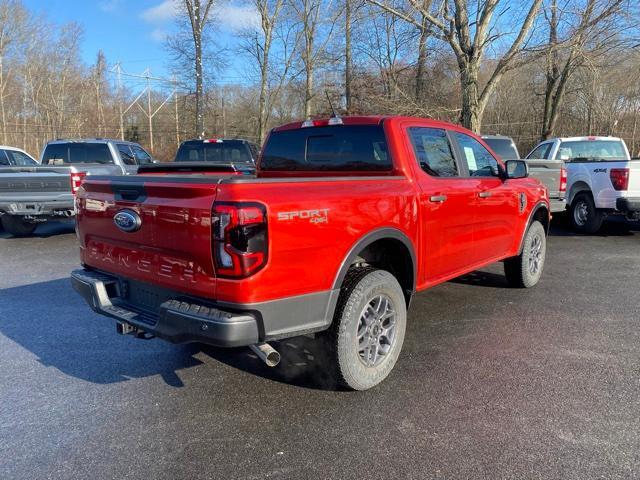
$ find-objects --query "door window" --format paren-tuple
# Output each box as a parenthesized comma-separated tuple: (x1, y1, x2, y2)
(455, 133, 499, 177)
(117, 144, 135, 165)
(131, 145, 153, 164)
(0, 150, 9, 165)
(526, 143, 552, 160)
(408, 127, 458, 177)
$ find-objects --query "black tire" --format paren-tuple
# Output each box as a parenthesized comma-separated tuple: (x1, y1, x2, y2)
(504, 220, 546, 288)
(1, 216, 37, 236)
(570, 192, 604, 233)
(325, 268, 407, 391)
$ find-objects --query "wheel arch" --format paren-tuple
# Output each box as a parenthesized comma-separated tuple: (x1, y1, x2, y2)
(332, 227, 416, 308)
(518, 201, 550, 254)
(567, 181, 592, 206)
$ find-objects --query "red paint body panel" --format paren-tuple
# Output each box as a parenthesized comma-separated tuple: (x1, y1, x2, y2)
(76, 116, 549, 305)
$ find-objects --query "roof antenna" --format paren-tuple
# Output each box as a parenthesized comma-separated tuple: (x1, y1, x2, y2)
(325, 91, 343, 125)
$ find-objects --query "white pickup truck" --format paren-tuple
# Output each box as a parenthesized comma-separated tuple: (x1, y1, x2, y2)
(526, 136, 639, 233)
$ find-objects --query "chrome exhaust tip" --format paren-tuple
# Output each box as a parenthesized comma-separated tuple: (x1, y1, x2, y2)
(249, 342, 280, 367)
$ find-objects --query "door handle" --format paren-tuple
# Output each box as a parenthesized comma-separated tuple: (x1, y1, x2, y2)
(478, 191, 492, 198)
(429, 195, 447, 203)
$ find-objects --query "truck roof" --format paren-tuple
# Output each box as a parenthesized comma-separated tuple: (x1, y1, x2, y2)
(272, 115, 463, 132)
(543, 136, 623, 143)
(45, 138, 141, 145)
(0, 145, 31, 152)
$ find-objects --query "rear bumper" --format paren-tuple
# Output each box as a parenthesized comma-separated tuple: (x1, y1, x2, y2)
(549, 197, 566, 213)
(616, 198, 640, 214)
(71, 269, 338, 347)
(0, 196, 74, 217)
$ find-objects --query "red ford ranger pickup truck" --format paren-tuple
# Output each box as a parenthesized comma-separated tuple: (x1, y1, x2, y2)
(71, 116, 550, 390)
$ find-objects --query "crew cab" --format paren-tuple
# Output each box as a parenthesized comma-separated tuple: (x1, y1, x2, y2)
(482, 135, 566, 213)
(0, 139, 153, 236)
(526, 136, 639, 233)
(71, 116, 550, 390)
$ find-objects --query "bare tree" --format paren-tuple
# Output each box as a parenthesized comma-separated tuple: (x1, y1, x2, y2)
(292, 0, 340, 118)
(251, 0, 284, 143)
(368, 0, 544, 132)
(0, 0, 29, 144)
(345, 0, 354, 113)
(176, 0, 216, 138)
(540, 0, 626, 140)
(414, 0, 432, 101)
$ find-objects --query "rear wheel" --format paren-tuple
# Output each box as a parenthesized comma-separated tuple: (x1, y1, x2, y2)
(570, 192, 604, 233)
(504, 220, 546, 288)
(325, 268, 407, 391)
(1, 216, 37, 236)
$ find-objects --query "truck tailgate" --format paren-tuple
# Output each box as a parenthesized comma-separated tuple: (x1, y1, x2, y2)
(628, 160, 640, 193)
(0, 167, 71, 200)
(524, 159, 564, 197)
(77, 176, 221, 299)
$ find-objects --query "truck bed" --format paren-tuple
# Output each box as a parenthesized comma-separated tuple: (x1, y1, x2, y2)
(524, 158, 565, 212)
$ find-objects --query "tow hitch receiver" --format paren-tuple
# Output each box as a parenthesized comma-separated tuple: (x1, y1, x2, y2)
(116, 322, 155, 340)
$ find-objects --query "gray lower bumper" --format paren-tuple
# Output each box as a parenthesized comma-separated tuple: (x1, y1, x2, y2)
(0, 197, 75, 217)
(616, 198, 640, 214)
(70, 269, 338, 347)
(549, 198, 566, 213)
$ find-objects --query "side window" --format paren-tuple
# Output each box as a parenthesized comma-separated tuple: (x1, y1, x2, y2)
(408, 127, 458, 177)
(527, 143, 552, 160)
(0, 150, 9, 165)
(454, 133, 499, 177)
(7, 151, 37, 165)
(117, 144, 135, 165)
(131, 145, 152, 164)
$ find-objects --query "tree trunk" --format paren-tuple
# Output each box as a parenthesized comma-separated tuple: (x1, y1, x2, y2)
(345, 0, 352, 114)
(459, 61, 482, 132)
(415, 2, 431, 102)
(305, 64, 313, 118)
(541, 0, 559, 141)
(195, 34, 204, 137)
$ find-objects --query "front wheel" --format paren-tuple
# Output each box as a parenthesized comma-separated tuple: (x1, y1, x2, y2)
(1, 216, 37, 236)
(325, 268, 407, 391)
(504, 220, 546, 288)
(570, 192, 604, 233)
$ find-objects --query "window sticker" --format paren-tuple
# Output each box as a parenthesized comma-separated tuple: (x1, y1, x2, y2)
(464, 146, 477, 171)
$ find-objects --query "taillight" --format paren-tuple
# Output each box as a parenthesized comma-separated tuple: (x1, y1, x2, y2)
(212, 202, 268, 278)
(71, 172, 86, 195)
(559, 167, 567, 192)
(610, 168, 629, 191)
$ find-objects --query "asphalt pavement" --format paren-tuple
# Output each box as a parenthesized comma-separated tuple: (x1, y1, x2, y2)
(1, 218, 639, 479)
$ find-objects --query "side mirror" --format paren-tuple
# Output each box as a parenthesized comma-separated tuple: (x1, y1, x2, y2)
(504, 159, 528, 179)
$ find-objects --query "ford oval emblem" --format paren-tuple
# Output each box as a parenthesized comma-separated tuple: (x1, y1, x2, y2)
(113, 209, 141, 233)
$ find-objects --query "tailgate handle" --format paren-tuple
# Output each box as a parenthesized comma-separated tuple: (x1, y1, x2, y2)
(478, 191, 492, 198)
(429, 195, 447, 203)
(119, 189, 143, 201)
(111, 183, 147, 202)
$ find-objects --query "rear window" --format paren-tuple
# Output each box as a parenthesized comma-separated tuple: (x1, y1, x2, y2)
(175, 141, 253, 164)
(558, 140, 627, 161)
(42, 143, 113, 165)
(261, 125, 391, 172)
(483, 138, 519, 160)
